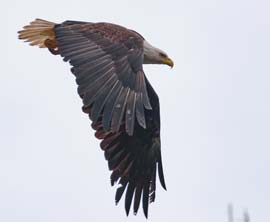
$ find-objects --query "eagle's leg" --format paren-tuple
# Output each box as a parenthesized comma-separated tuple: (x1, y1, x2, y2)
(44, 39, 59, 55)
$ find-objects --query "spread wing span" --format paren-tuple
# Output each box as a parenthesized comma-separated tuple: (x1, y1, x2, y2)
(54, 21, 166, 217)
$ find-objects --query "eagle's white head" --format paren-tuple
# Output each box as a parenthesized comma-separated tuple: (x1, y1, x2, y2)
(143, 40, 174, 67)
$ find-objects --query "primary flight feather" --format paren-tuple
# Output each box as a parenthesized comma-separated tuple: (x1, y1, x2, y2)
(18, 18, 173, 218)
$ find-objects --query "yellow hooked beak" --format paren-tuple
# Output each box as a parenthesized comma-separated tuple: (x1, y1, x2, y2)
(161, 57, 174, 68)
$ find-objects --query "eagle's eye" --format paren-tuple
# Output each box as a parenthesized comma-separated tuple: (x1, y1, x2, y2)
(159, 52, 167, 58)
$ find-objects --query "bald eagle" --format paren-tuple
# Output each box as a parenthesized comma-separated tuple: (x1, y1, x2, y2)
(18, 19, 174, 218)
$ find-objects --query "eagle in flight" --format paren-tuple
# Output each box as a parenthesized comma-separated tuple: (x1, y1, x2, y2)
(18, 19, 174, 218)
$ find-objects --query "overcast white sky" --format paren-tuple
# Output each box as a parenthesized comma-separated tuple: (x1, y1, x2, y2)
(2, 0, 270, 221)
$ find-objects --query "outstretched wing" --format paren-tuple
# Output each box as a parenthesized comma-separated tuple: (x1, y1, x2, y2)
(91, 78, 166, 217)
(54, 21, 166, 217)
(54, 21, 152, 135)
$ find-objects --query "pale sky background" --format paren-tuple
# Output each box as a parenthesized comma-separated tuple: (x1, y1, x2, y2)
(2, 0, 270, 221)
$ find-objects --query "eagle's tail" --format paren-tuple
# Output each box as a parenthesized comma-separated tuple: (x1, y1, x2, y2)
(18, 19, 58, 53)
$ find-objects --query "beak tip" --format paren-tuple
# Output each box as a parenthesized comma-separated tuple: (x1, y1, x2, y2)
(169, 60, 174, 68)
(167, 58, 174, 68)
(161, 56, 174, 68)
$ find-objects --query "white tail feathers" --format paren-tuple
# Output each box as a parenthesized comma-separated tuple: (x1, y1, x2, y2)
(18, 19, 56, 48)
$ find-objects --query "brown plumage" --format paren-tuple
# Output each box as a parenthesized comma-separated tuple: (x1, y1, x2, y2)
(18, 18, 171, 218)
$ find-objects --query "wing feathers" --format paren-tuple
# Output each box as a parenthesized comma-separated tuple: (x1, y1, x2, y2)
(143, 182, 150, 218)
(52, 21, 166, 218)
(135, 93, 146, 129)
(158, 158, 167, 190)
(55, 22, 152, 135)
(102, 82, 122, 130)
(111, 88, 130, 132)
(125, 91, 136, 136)
(82, 67, 115, 107)
(133, 183, 143, 215)
(115, 180, 128, 204)
(77, 60, 114, 87)
(125, 183, 135, 216)
(91, 77, 118, 122)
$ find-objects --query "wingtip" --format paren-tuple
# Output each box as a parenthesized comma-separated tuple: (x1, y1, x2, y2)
(143, 208, 149, 219)
(125, 207, 131, 217)
(162, 183, 167, 191)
